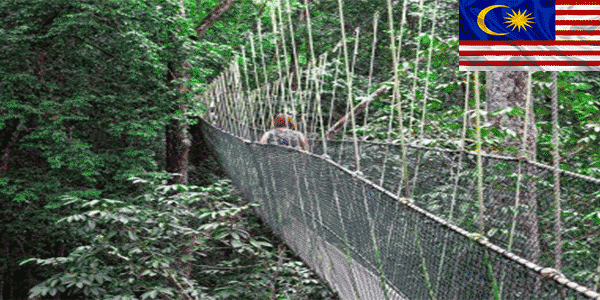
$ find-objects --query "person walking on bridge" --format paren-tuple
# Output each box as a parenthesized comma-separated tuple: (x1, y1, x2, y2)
(259, 113, 309, 151)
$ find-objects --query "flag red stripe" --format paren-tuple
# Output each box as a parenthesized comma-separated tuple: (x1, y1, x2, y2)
(555, 10, 600, 15)
(556, 0, 600, 4)
(460, 61, 600, 66)
(556, 30, 600, 35)
(460, 51, 600, 55)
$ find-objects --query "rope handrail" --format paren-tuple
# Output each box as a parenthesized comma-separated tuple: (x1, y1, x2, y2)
(196, 117, 600, 300)
(195, 0, 600, 297)
(212, 114, 600, 185)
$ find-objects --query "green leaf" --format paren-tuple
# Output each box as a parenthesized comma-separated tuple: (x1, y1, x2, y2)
(127, 231, 137, 241)
(83, 199, 100, 207)
(19, 258, 37, 265)
(249, 238, 272, 249)
(141, 289, 158, 299)
(29, 285, 48, 297)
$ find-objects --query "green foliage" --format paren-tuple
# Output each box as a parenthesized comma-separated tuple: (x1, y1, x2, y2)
(21, 175, 336, 299)
(0, 0, 192, 199)
(5, 0, 599, 296)
(22, 175, 231, 299)
(532, 72, 600, 177)
(0, 0, 202, 297)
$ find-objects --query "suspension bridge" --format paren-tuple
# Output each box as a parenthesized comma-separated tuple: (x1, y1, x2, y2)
(193, 0, 600, 299)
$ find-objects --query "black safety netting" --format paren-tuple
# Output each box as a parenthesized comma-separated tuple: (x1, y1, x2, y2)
(196, 118, 600, 300)
(311, 139, 600, 291)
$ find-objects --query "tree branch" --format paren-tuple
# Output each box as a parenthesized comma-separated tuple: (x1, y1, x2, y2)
(195, 0, 237, 38)
(73, 35, 116, 59)
(324, 83, 392, 139)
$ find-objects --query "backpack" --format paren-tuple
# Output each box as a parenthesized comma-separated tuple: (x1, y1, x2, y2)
(263, 128, 307, 150)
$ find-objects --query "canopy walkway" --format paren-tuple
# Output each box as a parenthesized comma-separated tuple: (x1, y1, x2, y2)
(194, 117, 600, 300)
(193, 1, 600, 298)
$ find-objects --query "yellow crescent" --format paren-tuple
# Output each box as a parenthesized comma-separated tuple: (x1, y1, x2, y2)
(477, 5, 509, 36)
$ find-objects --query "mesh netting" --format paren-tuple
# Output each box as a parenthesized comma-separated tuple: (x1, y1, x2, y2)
(197, 118, 600, 300)
(312, 139, 600, 284)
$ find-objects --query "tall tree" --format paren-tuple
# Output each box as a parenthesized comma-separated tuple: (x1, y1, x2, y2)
(165, 0, 239, 287)
(486, 71, 541, 265)
(0, 0, 191, 297)
(165, 60, 192, 186)
(165, 0, 238, 186)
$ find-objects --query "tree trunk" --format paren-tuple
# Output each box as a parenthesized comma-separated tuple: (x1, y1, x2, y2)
(164, 3, 193, 296)
(0, 120, 31, 177)
(486, 71, 540, 264)
(0, 118, 19, 154)
(195, 0, 237, 38)
(165, 104, 191, 186)
(486, 71, 541, 300)
(486, 71, 528, 151)
(0, 129, 20, 176)
(525, 90, 541, 264)
(165, 0, 237, 291)
(165, 60, 191, 186)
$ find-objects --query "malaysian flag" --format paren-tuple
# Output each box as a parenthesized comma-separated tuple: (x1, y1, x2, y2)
(459, 0, 600, 71)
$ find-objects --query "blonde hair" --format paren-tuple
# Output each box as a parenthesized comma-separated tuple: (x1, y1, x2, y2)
(271, 113, 297, 130)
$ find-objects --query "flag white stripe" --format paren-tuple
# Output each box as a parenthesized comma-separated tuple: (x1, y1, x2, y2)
(556, 5, 600, 10)
(556, 25, 600, 30)
(556, 15, 600, 20)
(556, 36, 600, 40)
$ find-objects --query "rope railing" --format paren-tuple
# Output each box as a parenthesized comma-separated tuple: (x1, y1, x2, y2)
(193, 117, 600, 300)
(195, 0, 600, 298)
(196, 110, 600, 299)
